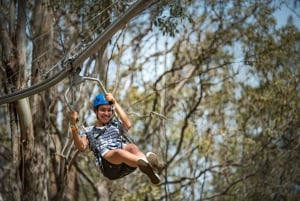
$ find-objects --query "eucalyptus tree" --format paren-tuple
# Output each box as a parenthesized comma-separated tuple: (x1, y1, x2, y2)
(107, 0, 299, 200)
(229, 17, 300, 201)
(0, 0, 159, 201)
(1, 0, 299, 201)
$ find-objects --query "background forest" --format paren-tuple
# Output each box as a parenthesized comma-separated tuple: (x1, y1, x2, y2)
(0, 0, 299, 201)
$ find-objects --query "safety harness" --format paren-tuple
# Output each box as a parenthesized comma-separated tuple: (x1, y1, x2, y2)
(86, 118, 136, 180)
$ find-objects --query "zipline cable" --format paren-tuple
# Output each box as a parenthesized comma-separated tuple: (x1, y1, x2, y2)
(0, 0, 158, 105)
(40, 0, 134, 78)
(71, 0, 158, 69)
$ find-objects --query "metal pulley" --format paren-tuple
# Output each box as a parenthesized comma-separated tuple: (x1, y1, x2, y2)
(64, 71, 107, 112)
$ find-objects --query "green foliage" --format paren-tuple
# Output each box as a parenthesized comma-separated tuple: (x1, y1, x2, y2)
(1, 0, 300, 201)
(153, 1, 194, 37)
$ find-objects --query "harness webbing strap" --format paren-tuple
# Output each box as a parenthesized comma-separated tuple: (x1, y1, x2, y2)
(86, 119, 136, 180)
(86, 118, 126, 163)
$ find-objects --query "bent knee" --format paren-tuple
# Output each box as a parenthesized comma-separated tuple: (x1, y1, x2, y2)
(103, 149, 127, 164)
(104, 149, 124, 159)
(124, 143, 140, 152)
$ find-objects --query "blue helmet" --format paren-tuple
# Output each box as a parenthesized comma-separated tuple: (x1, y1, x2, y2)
(93, 93, 110, 108)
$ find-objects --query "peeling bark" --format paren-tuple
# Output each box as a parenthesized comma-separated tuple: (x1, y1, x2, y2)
(15, 98, 34, 161)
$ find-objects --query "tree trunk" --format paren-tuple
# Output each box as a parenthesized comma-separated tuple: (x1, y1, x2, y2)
(0, 0, 32, 200)
(22, 0, 52, 200)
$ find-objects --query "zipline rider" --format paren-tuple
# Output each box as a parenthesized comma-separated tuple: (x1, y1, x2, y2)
(68, 92, 161, 184)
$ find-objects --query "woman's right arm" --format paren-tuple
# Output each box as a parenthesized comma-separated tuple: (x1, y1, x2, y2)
(105, 93, 132, 130)
(69, 111, 89, 152)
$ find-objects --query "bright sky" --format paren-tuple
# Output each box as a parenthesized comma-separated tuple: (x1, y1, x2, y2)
(274, 3, 300, 28)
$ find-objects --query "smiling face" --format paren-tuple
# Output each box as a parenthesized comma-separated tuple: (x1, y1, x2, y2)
(95, 105, 113, 125)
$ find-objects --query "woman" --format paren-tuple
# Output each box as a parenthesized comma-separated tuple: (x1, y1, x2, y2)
(68, 92, 161, 184)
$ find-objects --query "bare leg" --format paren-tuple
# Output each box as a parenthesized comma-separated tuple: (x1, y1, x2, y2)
(103, 144, 161, 184)
(103, 144, 146, 167)
(123, 144, 146, 159)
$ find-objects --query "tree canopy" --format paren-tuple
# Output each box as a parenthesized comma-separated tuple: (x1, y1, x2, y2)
(0, 0, 299, 201)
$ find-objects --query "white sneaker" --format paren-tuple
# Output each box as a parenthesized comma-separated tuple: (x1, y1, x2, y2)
(137, 159, 160, 185)
(146, 152, 162, 172)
